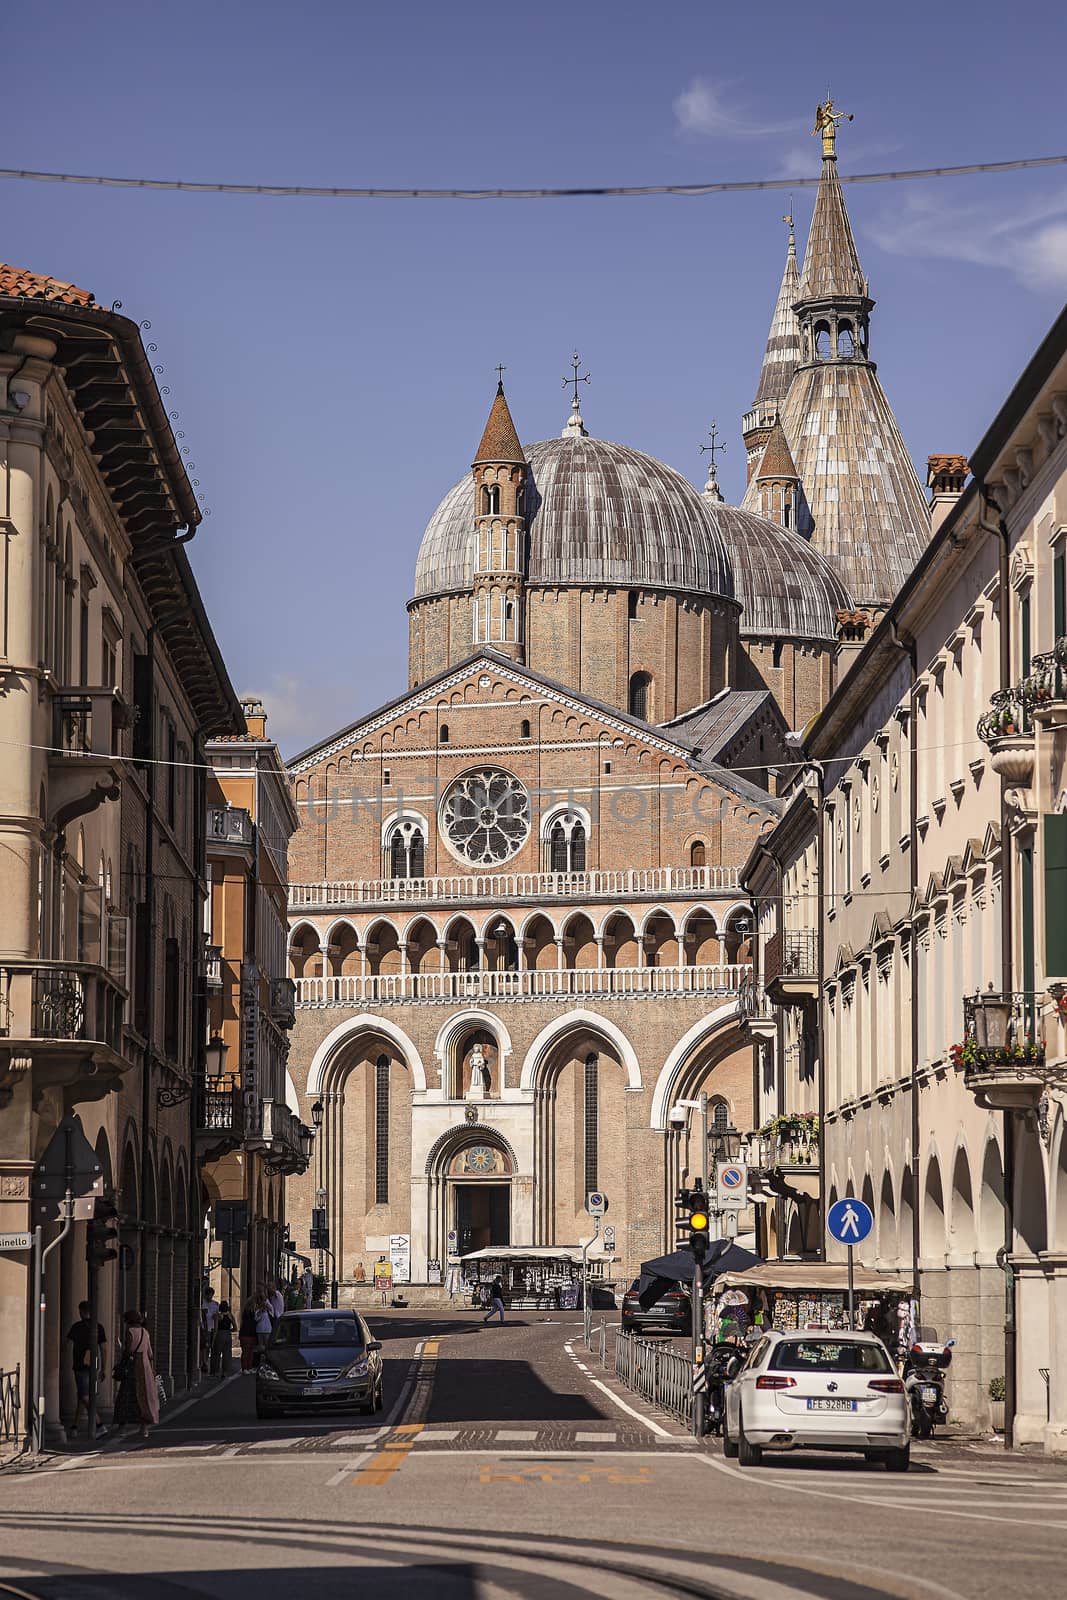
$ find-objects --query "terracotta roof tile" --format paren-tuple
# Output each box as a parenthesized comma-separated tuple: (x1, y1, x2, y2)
(756, 417, 799, 480)
(0, 262, 95, 307)
(473, 383, 525, 464)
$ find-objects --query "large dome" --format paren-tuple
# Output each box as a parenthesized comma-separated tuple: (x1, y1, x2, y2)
(414, 435, 735, 601)
(708, 500, 854, 641)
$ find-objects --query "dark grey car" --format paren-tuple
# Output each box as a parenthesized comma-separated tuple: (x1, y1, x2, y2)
(256, 1310, 384, 1419)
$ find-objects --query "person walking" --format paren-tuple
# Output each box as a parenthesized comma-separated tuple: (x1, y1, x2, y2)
(238, 1297, 258, 1371)
(65, 1300, 107, 1439)
(254, 1291, 273, 1354)
(267, 1280, 284, 1322)
(482, 1275, 506, 1326)
(113, 1310, 159, 1440)
(200, 1285, 219, 1373)
(211, 1300, 236, 1376)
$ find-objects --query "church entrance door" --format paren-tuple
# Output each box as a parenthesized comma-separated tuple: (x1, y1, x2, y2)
(454, 1182, 510, 1255)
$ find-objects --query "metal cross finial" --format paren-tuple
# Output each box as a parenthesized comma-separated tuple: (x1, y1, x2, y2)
(700, 421, 726, 470)
(495, 363, 507, 390)
(563, 352, 591, 409)
(783, 202, 795, 250)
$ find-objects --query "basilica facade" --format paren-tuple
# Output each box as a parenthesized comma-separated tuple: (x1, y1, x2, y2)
(283, 119, 931, 1292)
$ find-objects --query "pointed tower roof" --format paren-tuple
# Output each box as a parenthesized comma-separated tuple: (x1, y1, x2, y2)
(473, 380, 525, 465)
(755, 415, 798, 480)
(797, 143, 866, 303)
(753, 218, 802, 410)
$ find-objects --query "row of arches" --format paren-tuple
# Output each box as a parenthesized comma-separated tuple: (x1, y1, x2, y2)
(290, 905, 754, 978)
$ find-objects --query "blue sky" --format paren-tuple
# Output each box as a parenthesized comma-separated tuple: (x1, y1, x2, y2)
(8, 0, 1066, 752)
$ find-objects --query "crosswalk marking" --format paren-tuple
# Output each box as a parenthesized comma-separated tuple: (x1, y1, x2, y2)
(575, 1431, 617, 1442)
(496, 1429, 538, 1440)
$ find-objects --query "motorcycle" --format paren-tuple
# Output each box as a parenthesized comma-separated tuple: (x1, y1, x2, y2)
(902, 1337, 956, 1438)
(704, 1340, 745, 1436)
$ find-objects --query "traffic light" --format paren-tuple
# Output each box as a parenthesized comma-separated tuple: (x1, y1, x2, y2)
(86, 1197, 119, 1269)
(686, 1183, 711, 1260)
(310, 1208, 329, 1251)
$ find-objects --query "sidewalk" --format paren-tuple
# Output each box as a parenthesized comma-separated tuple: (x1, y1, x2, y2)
(0, 1367, 233, 1468)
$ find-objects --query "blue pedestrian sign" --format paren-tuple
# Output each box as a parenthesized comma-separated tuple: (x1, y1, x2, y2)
(827, 1197, 874, 1245)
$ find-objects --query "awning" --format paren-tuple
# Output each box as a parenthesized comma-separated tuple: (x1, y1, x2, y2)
(458, 1246, 588, 1265)
(710, 1263, 913, 1295)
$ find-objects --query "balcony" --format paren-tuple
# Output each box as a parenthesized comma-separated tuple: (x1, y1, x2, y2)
(203, 943, 224, 993)
(207, 806, 254, 850)
(955, 990, 1058, 1110)
(977, 689, 1033, 784)
(295, 962, 749, 1009)
(0, 960, 127, 1103)
(289, 864, 741, 914)
(763, 929, 819, 1006)
(269, 976, 296, 1028)
(743, 1115, 821, 1201)
(1020, 637, 1067, 730)
(197, 1082, 245, 1152)
(256, 1099, 310, 1175)
(49, 689, 125, 817)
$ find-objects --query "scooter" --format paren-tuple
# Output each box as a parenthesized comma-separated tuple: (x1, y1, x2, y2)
(902, 1337, 956, 1437)
(704, 1341, 745, 1436)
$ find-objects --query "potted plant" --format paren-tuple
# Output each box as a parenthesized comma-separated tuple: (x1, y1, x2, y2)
(988, 1375, 1006, 1432)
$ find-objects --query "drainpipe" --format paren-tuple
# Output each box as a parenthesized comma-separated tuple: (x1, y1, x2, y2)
(976, 481, 1015, 1452)
(889, 621, 921, 1314)
(806, 764, 827, 1261)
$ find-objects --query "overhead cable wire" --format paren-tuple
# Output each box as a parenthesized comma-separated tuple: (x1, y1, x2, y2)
(0, 153, 1065, 201)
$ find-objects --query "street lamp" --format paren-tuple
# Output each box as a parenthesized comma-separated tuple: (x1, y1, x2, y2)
(298, 1124, 314, 1166)
(971, 986, 1014, 1052)
(311, 1099, 324, 1129)
(204, 1034, 229, 1081)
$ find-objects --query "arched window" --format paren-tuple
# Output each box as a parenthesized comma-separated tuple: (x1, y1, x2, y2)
(516, 485, 525, 516)
(548, 813, 586, 873)
(814, 321, 832, 360)
(584, 1052, 599, 1194)
(710, 1098, 729, 1135)
(505, 601, 514, 624)
(375, 1055, 390, 1204)
(439, 723, 449, 744)
(627, 590, 639, 620)
(388, 821, 426, 879)
(772, 640, 784, 669)
(520, 719, 531, 739)
(486, 484, 500, 515)
(628, 671, 652, 720)
(837, 322, 855, 358)
(690, 840, 706, 868)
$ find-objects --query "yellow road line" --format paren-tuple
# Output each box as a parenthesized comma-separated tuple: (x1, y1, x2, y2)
(352, 1333, 444, 1484)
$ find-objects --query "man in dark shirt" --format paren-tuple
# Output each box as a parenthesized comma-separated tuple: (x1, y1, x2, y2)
(66, 1300, 107, 1438)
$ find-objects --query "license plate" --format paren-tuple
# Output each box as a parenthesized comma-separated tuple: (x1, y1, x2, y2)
(806, 1398, 856, 1412)
(302, 1385, 323, 1396)
(921, 1386, 938, 1402)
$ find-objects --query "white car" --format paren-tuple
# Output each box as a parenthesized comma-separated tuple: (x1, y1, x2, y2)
(723, 1329, 910, 1471)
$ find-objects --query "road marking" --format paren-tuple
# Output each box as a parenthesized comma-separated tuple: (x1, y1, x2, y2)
(479, 1460, 654, 1485)
(413, 1429, 460, 1441)
(351, 1424, 422, 1487)
(575, 1431, 617, 1443)
(588, 1378, 674, 1438)
(249, 1435, 303, 1449)
(159, 1369, 243, 1428)
(333, 1429, 388, 1447)
(496, 1430, 538, 1440)
(326, 1454, 375, 1487)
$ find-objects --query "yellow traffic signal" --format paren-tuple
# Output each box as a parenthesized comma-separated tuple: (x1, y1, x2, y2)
(689, 1209, 709, 1232)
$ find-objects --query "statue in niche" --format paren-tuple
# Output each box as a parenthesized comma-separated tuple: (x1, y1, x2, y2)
(466, 1042, 492, 1100)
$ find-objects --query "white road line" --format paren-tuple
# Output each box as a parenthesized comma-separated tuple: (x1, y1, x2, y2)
(414, 1430, 460, 1441)
(576, 1363, 590, 1372)
(325, 1454, 375, 1486)
(333, 1429, 388, 1447)
(248, 1435, 304, 1449)
(379, 1341, 423, 1431)
(496, 1430, 538, 1440)
(587, 1378, 674, 1439)
(574, 1431, 617, 1443)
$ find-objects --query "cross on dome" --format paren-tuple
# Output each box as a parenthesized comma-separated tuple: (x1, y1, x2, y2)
(561, 352, 590, 438)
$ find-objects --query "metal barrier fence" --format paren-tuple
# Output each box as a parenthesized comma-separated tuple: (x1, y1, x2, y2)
(0, 1366, 20, 1442)
(615, 1331, 692, 1427)
(582, 1321, 608, 1367)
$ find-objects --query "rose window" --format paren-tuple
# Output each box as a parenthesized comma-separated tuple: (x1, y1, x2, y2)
(440, 768, 530, 865)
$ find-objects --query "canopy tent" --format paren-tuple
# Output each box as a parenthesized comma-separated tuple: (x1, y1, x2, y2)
(710, 1263, 913, 1295)
(638, 1241, 762, 1293)
(458, 1246, 588, 1265)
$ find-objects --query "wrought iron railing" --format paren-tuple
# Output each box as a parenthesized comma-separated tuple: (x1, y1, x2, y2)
(0, 1366, 20, 1442)
(52, 688, 124, 759)
(615, 1330, 691, 1426)
(0, 962, 125, 1051)
(199, 1083, 245, 1136)
(955, 990, 1058, 1082)
(764, 928, 818, 985)
(977, 688, 1032, 746)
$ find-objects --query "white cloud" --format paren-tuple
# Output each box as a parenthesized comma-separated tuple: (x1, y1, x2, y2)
(865, 187, 1067, 294)
(249, 672, 349, 756)
(674, 79, 801, 140)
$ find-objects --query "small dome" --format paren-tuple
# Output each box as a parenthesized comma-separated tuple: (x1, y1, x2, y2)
(710, 502, 854, 641)
(414, 435, 735, 601)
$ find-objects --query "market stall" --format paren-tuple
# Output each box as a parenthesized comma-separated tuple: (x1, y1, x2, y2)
(457, 1246, 618, 1310)
(707, 1263, 915, 1354)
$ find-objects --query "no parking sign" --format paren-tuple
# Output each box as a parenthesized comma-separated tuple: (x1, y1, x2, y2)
(715, 1160, 748, 1209)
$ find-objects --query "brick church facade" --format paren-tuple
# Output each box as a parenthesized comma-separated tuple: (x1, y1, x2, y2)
(283, 125, 930, 1293)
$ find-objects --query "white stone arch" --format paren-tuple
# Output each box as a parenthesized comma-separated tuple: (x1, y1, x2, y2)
(424, 1121, 520, 1178)
(636, 904, 676, 939)
(1048, 1105, 1067, 1251)
(399, 911, 441, 946)
(948, 1132, 977, 1251)
(679, 904, 719, 937)
(517, 907, 562, 941)
(649, 1000, 743, 1129)
(720, 900, 754, 930)
(322, 916, 360, 952)
(520, 1009, 641, 1094)
(433, 1009, 514, 1081)
(306, 1013, 427, 1096)
(441, 911, 480, 945)
(380, 807, 429, 849)
(363, 913, 402, 945)
(539, 799, 592, 839)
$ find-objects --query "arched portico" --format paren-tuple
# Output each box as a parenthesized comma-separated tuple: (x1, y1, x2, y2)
(519, 1009, 641, 1093)
(420, 1122, 531, 1272)
(649, 1001, 742, 1129)
(306, 1014, 428, 1096)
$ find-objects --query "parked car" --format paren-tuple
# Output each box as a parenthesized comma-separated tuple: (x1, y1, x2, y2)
(256, 1310, 384, 1419)
(723, 1329, 910, 1471)
(620, 1278, 691, 1335)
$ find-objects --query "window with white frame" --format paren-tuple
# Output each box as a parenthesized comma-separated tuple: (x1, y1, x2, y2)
(542, 808, 588, 872)
(386, 817, 426, 879)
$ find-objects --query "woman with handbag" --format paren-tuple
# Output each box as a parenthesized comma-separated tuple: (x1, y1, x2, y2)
(113, 1310, 160, 1440)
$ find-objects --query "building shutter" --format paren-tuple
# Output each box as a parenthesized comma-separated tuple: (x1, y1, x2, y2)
(1043, 814, 1067, 979)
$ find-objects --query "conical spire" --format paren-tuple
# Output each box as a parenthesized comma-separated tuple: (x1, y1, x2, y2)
(797, 134, 866, 304)
(756, 414, 798, 481)
(753, 215, 802, 411)
(474, 379, 525, 465)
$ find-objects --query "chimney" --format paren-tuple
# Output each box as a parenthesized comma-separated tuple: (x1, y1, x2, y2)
(240, 696, 267, 740)
(927, 454, 969, 535)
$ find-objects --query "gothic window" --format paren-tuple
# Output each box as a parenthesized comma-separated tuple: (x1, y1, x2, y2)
(389, 822, 425, 879)
(584, 1052, 599, 1195)
(547, 812, 587, 873)
(163, 937, 180, 1061)
(690, 840, 706, 868)
(814, 321, 832, 360)
(710, 1098, 729, 1135)
(505, 601, 515, 623)
(485, 484, 500, 515)
(439, 723, 450, 744)
(375, 1055, 390, 1205)
(629, 671, 652, 720)
(440, 768, 531, 865)
(837, 322, 855, 358)
(627, 590, 638, 620)
(772, 641, 784, 669)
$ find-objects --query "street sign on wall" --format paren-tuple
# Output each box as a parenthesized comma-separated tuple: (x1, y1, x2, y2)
(389, 1233, 410, 1284)
(0, 1233, 32, 1252)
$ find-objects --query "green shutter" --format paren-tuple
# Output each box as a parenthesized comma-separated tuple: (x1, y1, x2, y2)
(1056, 551, 1066, 642)
(1044, 815, 1067, 979)
(1021, 594, 1032, 676)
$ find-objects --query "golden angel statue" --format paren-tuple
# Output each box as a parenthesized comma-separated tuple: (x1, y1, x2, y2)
(813, 99, 853, 158)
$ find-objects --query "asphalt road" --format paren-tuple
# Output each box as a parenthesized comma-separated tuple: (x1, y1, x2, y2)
(2, 1310, 1066, 1600)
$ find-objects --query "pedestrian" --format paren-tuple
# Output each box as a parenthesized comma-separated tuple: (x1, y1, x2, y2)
(354, 1261, 366, 1284)
(211, 1300, 236, 1376)
(65, 1300, 107, 1439)
(482, 1275, 506, 1326)
(112, 1310, 159, 1440)
(238, 1297, 258, 1371)
(201, 1285, 219, 1373)
(267, 1279, 284, 1322)
(299, 1266, 314, 1308)
(254, 1291, 273, 1353)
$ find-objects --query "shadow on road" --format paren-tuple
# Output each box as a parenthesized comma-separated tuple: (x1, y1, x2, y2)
(429, 1356, 603, 1423)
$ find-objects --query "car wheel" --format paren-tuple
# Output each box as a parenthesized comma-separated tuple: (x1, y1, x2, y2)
(737, 1409, 762, 1468)
(722, 1410, 739, 1459)
(884, 1445, 910, 1473)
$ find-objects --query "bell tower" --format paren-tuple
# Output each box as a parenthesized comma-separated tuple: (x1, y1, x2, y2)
(471, 372, 528, 662)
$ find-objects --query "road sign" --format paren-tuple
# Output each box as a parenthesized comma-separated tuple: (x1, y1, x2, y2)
(603, 1225, 616, 1253)
(214, 1200, 248, 1237)
(586, 1191, 607, 1217)
(715, 1161, 748, 1209)
(827, 1197, 874, 1245)
(0, 1233, 32, 1252)
(33, 1114, 104, 1218)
